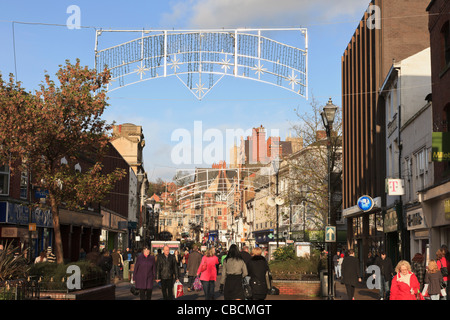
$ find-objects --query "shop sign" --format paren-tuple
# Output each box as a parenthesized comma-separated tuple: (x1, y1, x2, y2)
(445, 198, 450, 221)
(387, 179, 405, 196)
(357, 195, 374, 212)
(432, 132, 450, 162)
(406, 208, 427, 230)
(384, 209, 398, 233)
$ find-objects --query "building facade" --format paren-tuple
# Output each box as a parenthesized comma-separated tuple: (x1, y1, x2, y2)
(341, 0, 431, 268)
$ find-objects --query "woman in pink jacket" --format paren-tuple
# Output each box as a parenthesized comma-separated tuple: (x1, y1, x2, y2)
(197, 247, 219, 300)
(390, 260, 421, 300)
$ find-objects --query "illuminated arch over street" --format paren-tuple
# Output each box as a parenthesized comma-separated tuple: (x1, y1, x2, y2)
(94, 28, 308, 100)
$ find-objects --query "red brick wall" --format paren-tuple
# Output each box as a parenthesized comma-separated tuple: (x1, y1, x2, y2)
(273, 280, 321, 297)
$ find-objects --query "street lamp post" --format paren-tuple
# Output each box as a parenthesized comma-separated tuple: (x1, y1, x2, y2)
(321, 98, 338, 301)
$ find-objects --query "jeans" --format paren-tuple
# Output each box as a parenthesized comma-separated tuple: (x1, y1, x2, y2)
(379, 275, 390, 299)
(201, 280, 215, 300)
(335, 265, 341, 278)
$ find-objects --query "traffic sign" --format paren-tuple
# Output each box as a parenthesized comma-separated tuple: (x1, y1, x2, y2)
(325, 226, 336, 242)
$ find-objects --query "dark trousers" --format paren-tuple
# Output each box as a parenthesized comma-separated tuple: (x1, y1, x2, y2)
(345, 284, 356, 300)
(161, 279, 175, 300)
(201, 280, 215, 300)
(139, 289, 152, 300)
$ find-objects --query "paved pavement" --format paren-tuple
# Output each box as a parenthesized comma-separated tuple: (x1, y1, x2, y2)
(114, 273, 379, 301)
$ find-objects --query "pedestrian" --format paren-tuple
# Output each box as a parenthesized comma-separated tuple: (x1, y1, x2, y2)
(247, 247, 270, 300)
(220, 244, 248, 300)
(333, 251, 340, 280)
(411, 253, 426, 291)
(46, 246, 56, 263)
(389, 260, 421, 300)
(156, 245, 179, 300)
(111, 249, 123, 281)
(97, 249, 113, 284)
(133, 246, 156, 300)
(86, 245, 101, 265)
(174, 249, 181, 269)
(79, 248, 86, 261)
(341, 249, 362, 300)
(196, 247, 219, 300)
(34, 250, 47, 264)
(182, 249, 189, 274)
(422, 260, 445, 300)
(241, 246, 252, 267)
(436, 248, 449, 300)
(186, 245, 203, 292)
(374, 251, 394, 300)
(441, 245, 450, 299)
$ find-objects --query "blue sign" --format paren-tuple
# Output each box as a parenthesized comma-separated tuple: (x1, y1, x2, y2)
(357, 195, 374, 212)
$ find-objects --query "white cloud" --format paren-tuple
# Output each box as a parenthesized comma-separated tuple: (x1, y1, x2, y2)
(161, 0, 369, 29)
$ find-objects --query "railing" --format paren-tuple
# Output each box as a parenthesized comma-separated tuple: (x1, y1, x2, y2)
(0, 279, 40, 300)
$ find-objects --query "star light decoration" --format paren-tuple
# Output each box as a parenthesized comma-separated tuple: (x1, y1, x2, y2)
(171, 54, 181, 73)
(135, 64, 149, 79)
(194, 81, 206, 98)
(220, 55, 232, 74)
(287, 70, 300, 90)
(253, 63, 267, 79)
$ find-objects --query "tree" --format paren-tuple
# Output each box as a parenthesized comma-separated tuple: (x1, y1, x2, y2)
(0, 59, 126, 264)
(284, 96, 342, 233)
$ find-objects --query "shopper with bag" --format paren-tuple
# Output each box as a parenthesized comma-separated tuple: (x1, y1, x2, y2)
(436, 248, 448, 300)
(197, 247, 219, 300)
(247, 247, 270, 300)
(186, 245, 203, 292)
(133, 246, 156, 300)
(156, 245, 179, 300)
(422, 260, 446, 300)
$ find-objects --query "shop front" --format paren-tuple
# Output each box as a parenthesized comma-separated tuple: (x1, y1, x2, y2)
(420, 180, 450, 259)
(406, 206, 430, 259)
(0, 201, 53, 260)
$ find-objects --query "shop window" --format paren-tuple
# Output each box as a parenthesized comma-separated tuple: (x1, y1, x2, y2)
(0, 165, 10, 195)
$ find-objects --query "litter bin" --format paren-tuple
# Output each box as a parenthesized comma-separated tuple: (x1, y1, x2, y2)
(123, 260, 129, 280)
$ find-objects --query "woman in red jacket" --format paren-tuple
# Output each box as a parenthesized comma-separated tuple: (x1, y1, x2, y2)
(390, 260, 421, 300)
(197, 247, 219, 300)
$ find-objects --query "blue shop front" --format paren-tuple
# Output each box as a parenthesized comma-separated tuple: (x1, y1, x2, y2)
(0, 201, 53, 259)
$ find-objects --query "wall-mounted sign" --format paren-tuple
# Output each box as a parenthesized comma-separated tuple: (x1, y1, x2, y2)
(387, 179, 405, 196)
(357, 195, 374, 212)
(406, 208, 427, 230)
(432, 132, 450, 162)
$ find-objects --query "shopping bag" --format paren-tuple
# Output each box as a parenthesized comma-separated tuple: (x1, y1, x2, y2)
(183, 274, 189, 283)
(193, 276, 203, 291)
(173, 280, 184, 298)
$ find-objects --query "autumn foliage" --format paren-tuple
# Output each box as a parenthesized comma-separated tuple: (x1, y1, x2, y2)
(0, 59, 126, 263)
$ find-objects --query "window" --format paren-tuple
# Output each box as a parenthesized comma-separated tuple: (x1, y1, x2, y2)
(441, 21, 450, 69)
(20, 171, 28, 199)
(0, 165, 10, 195)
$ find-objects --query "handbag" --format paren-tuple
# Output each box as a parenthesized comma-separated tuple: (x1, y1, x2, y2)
(130, 285, 140, 296)
(193, 276, 203, 291)
(242, 277, 252, 299)
(438, 259, 448, 277)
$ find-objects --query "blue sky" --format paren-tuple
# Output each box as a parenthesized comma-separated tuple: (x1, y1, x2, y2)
(0, 0, 369, 181)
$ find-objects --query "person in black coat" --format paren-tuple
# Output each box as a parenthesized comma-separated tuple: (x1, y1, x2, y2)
(374, 251, 394, 300)
(247, 247, 270, 300)
(341, 249, 362, 300)
(156, 245, 180, 300)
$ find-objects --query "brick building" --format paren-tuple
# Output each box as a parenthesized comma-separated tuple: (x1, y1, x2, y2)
(341, 0, 430, 265)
